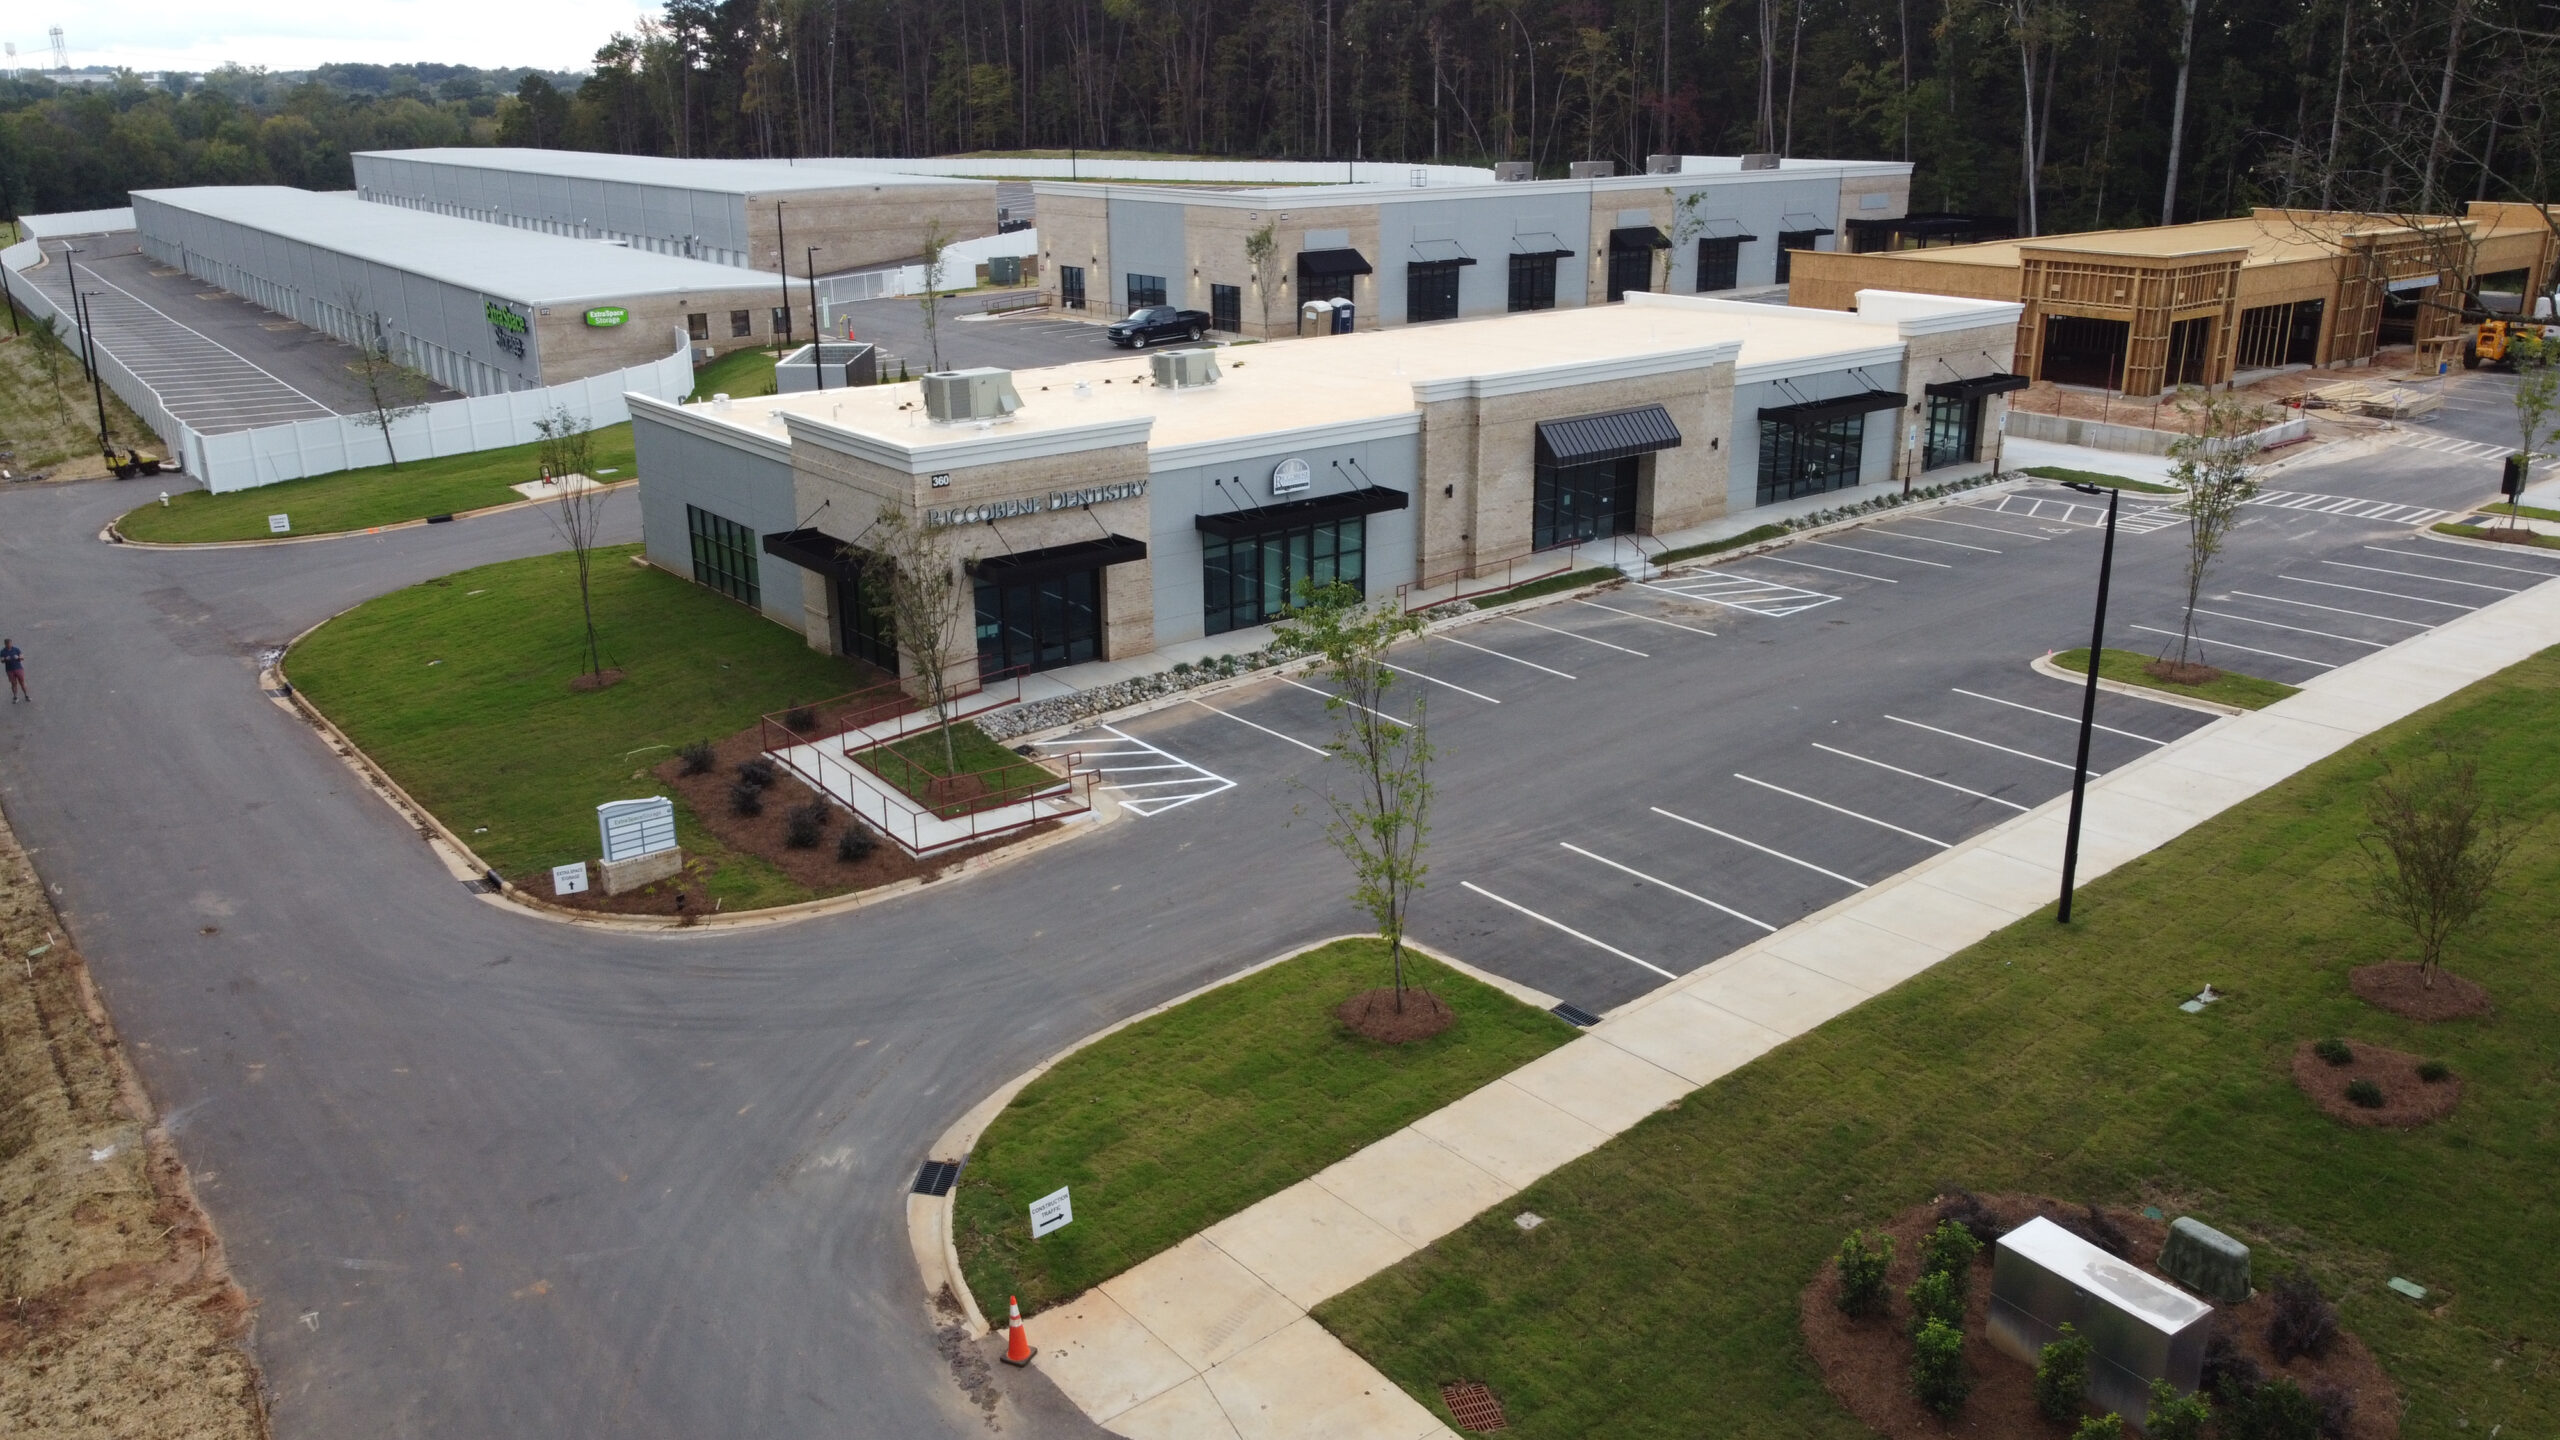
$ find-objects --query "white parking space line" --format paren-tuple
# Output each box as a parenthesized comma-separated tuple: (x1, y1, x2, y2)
(1907, 513, 2051, 541)
(2229, 590, 2433, 627)
(2188, 606, 2387, 648)
(1572, 598, 1717, 637)
(2318, 559, 2523, 593)
(1642, 572, 1842, 617)
(1810, 742, 2032, 811)
(1650, 806, 1869, 889)
(1810, 539, 1954, 568)
(1505, 615, 1649, 656)
(2276, 575, 2476, 611)
(2128, 624, 2336, 669)
(1461, 881, 1678, 979)
(1883, 715, 2079, 772)
(1282, 677, 1413, 727)
(1186, 698, 1327, 755)
(1975, 493, 2110, 527)
(1761, 554, 1899, 583)
(1559, 843, 1777, 932)
(1434, 634, 1578, 678)
(1733, 773, 1952, 847)
(1868, 528, 2001, 553)
(2364, 545, 2560, 577)
(1382, 662, 1502, 703)
(1949, 687, 2167, 744)
(2244, 488, 2457, 525)
(1032, 724, 1236, 816)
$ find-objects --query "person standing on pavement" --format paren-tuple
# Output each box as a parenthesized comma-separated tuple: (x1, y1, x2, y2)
(1, 638, 24, 702)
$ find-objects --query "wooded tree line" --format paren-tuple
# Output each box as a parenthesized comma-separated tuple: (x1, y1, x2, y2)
(3, 1, 2551, 237)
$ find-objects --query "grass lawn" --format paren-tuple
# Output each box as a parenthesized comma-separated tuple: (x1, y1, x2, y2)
(115, 424, 637, 544)
(0, 306, 156, 475)
(1319, 648, 2560, 1439)
(686, 346, 779, 402)
(2479, 500, 2560, 524)
(1656, 523, 1790, 567)
(2022, 464, 2183, 494)
(855, 720, 1032, 808)
(1473, 568, 1624, 608)
(287, 543, 871, 910)
(955, 938, 1578, 1319)
(2434, 520, 2560, 551)
(2052, 645, 2300, 710)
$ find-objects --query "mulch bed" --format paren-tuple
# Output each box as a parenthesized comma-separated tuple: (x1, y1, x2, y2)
(2291, 1040, 2461, 1129)
(516, 721, 1046, 915)
(567, 667, 627, 692)
(2146, 659, 2222, 686)
(1799, 1192, 2398, 1440)
(1336, 987, 1455, 1044)
(2350, 963, 2491, 1021)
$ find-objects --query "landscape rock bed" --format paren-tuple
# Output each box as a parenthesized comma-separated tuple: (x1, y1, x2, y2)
(2289, 1040, 2462, 1129)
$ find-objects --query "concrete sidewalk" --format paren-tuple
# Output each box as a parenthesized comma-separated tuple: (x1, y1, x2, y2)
(972, 560, 2560, 1440)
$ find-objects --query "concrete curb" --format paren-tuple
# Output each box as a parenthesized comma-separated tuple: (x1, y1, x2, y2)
(102, 479, 641, 550)
(2028, 651, 2248, 718)
(906, 933, 1559, 1340)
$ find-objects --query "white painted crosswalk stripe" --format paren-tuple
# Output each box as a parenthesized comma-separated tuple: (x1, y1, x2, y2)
(1030, 723, 1236, 816)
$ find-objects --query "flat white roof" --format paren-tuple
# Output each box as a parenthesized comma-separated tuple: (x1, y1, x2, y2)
(656, 289, 2000, 469)
(132, 187, 786, 305)
(1032, 156, 1910, 209)
(356, 148, 995, 195)
(1999, 1218, 2211, 1336)
(20, 207, 135, 239)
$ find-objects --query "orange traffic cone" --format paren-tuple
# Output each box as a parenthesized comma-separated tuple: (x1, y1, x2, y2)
(1000, 1295, 1036, 1367)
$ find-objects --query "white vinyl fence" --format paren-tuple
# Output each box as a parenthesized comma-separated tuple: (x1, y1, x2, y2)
(812, 228, 1041, 323)
(5, 235, 695, 494)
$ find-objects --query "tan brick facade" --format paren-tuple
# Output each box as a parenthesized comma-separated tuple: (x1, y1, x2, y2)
(533, 284, 785, 378)
(743, 182, 998, 274)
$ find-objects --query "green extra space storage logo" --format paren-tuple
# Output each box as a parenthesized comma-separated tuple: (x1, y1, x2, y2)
(583, 306, 630, 328)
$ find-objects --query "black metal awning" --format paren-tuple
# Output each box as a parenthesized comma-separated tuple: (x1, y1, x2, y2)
(1609, 226, 1673, 251)
(969, 534, 1148, 586)
(1697, 223, 1760, 243)
(1510, 231, 1575, 259)
(763, 527, 862, 577)
(1194, 486, 1409, 540)
(1758, 390, 1907, 427)
(1924, 372, 2032, 402)
(1535, 404, 1684, 468)
(1297, 248, 1374, 279)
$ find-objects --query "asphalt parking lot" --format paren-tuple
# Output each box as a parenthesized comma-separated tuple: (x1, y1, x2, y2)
(25, 238, 462, 433)
(837, 290, 1123, 373)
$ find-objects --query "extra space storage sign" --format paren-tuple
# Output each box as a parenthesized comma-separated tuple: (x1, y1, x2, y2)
(483, 298, 533, 364)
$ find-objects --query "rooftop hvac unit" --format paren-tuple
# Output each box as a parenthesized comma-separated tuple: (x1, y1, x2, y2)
(1150, 348, 1221, 389)
(1645, 154, 1683, 175)
(1740, 152, 1781, 171)
(1568, 160, 1617, 180)
(1494, 162, 1534, 183)
(921, 367, 1022, 422)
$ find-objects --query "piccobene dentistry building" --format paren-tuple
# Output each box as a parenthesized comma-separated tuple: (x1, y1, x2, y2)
(630, 288, 2023, 687)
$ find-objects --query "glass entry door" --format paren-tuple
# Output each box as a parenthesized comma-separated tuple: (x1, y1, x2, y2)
(1533, 455, 1639, 549)
(1201, 517, 1367, 635)
(975, 569, 1101, 676)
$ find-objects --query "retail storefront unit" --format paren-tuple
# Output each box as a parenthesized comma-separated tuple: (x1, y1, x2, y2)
(632, 288, 2016, 686)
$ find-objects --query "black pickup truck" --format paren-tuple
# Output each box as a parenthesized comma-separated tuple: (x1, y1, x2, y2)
(1106, 305, 1211, 348)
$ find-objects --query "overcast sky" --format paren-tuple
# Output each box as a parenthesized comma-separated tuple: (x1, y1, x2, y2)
(11, 1, 652, 76)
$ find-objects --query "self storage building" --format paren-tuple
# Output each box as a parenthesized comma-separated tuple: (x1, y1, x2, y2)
(1031, 155, 1912, 339)
(1789, 203, 2558, 396)
(133, 186, 792, 395)
(630, 288, 2019, 686)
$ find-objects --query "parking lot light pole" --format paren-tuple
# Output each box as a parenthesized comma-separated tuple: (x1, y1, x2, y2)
(2055, 479, 2121, 923)
(804, 246, 825, 389)
(773, 201, 790, 358)
(62, 248, 112, 459)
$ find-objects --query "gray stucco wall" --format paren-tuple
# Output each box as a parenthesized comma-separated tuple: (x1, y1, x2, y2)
(632, 413, 803, 626)
(1106, 200, 1190, 314)
(1727, 360, 1906, 514)
(1145, 430, 1423, 645)
(1371, 191, 1596, 323)
(1662, 174, 1848, 293)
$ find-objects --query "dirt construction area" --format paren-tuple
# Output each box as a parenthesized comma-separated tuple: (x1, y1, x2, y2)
(0, 802, 265, 1438)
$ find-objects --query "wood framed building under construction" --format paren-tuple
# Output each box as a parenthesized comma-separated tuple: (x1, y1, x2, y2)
(1789, 203, 2556, 397)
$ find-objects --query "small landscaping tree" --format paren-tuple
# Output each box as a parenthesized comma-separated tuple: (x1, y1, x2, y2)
(917, 220, 951, 372)
(2146, 1378, 2212, 1440)
(1910, 1316, 1970, 1417)
(864, 504, 968, 776)
(2035, 1323, 2092, 1421)
(1272, 581, 1433, 1009)
(2162, 386, 2270, 673)
(1918, 1219, 1982, 1296)
(1834, 1230, 1894, 1316)
(1905, 1268, 1963, 1337)
(1245, 220, 1282, 337)
(2357, 743, 2517, 988)
(343, 293, 434, 469)
(537, 406, 610, 683)
(2507, 333, 2556, 533)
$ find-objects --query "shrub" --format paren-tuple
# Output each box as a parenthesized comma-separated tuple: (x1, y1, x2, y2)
(2417, 1058, 2451, 1083)
(735, 757, 778, 789)
(783, 802, 829, 849)
(677, 740, 716, 776)
(836, 822, 876, 863)
(1910, 1317, 1969, 1416)
(728, 780, 765, 817)
(2035, 1323, 2092, 1421)
(2309, 1383, 2355, 1440)
(2266, 1275, 2338, 1363)
(783, 705, 818, 734)
(2313, 1037, 2354, 1065)
(2146, 1378, 2213, 1440)
(2232, 1377, 2320, 1440)
(2345, 1077, 2385, 1108)
(1834, 1230, 1894, 1317)
(1906, 1269, 1963, 1337)
(1918, 1219, 1983, 1291)
(1936, 1189, 2004, 1246)
(2072, 1415, 2125, 1440)
(2202, 1329, 2264, 1405)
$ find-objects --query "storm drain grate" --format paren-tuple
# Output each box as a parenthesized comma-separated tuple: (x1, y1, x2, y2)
(1440, 1381, 1509, 1432)
(912, 1159, 963, 1196)
(1550, 1002, 1602, 1027)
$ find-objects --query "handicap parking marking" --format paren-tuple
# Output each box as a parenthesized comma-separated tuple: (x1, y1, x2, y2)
(1640, 570, 1842, 617)
(1028, 723, 1237, 816)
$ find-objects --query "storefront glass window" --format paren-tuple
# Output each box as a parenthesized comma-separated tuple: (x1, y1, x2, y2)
(1533, 455, 1639, 549)
(1211, 284, 1241, 333)
(686, 505, 761, 608)
(1201, 517, 1367, 635)
(1407, 262, 1463, 322)
(1507, 253, 1558, 312)
(1923, 395, 1981, 470)
(975, 569, 1100, 676)
(1756, 415, 1866, 503)
(1059, 265, 1086, 310)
